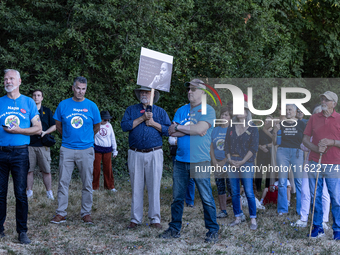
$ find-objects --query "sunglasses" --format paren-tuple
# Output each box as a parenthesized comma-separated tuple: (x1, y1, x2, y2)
(186, 87, 197, 92)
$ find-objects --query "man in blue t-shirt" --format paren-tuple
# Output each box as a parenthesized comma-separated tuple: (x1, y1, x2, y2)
(50, 77, 101, 225)
(159, 79, 219, 243)
(0, 69, 42, 244)
(121, 86, 171, 230)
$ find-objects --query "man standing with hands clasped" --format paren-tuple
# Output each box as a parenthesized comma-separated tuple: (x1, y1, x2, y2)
(50, 76, 101, 225)
(303, 91, 340, 240)
(121, 86, 171, 229)
(0, 69, 42, 244)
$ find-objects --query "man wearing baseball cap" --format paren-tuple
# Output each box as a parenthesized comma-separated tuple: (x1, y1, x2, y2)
(121, 86, 171, 229)
(302, 90, 340, 239)
(160, 79, 219, 243)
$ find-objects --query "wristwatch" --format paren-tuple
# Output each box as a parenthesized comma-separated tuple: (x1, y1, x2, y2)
(175, 124, 179, 131)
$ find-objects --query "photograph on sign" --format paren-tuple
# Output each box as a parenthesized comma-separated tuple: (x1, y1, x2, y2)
(137, 47, 173, 92)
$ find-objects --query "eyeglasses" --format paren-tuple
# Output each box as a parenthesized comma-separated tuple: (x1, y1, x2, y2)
(187, 87, 197, 92)
(103, 119, 109, 122)
(297, 110, 302, 114)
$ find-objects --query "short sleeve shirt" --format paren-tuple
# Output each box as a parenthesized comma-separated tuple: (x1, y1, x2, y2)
(173, 103, 216, 163)
(280, 119, 306, 148)
(30, 106, 55, 147)
(53, 98, 101, 149)
(304, 111, 340, 164)
(0, 95, 39, 146)
(211, 126, 228, 161)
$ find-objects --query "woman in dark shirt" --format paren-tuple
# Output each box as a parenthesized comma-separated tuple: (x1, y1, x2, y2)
(273, 104, 305, 216)
(225, 102, 259, 230)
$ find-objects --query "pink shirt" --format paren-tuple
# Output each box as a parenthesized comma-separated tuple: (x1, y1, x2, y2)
(304, 110, 340, 164)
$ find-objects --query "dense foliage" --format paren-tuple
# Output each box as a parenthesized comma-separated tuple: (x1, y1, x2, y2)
(1, 0, 340, 174)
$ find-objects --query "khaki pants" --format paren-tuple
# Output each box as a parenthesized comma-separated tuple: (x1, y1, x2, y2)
(128, 149, 163, 224)
(56, 146, 95, 217)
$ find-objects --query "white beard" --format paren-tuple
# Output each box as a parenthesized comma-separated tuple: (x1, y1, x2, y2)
(140, 96, 149, 104)
(5, 84, 18, 93)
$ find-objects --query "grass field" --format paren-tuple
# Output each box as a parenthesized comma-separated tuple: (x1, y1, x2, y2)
(0, 171, 340, 254)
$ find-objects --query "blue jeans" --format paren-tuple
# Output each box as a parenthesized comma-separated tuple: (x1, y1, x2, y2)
(228, 158, 256, 218)
(185, 179, 195, 206)
(169, 160, 219, 233)
(172, 156, 195, 206)
(308, 161, 340, 231)
(0, 147, 29, 234)
(276, 147, 303, 214)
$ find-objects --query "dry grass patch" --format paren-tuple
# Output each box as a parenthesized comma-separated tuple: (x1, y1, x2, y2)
(1, 172, 340, 254)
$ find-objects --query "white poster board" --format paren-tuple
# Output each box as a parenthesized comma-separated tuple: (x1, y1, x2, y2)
(137, 47, 173, 92)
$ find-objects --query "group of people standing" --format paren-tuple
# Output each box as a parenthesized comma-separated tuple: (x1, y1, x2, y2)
(0, 69, 117, 244)
(1, 69, 340, 245)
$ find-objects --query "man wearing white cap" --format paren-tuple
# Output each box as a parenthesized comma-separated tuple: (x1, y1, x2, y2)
(121, 86, 171, 229)
(160, 79, 219, 243)
(303, 91, 340, 240)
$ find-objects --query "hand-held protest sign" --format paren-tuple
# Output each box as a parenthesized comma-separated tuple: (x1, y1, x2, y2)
(137, 47, 174, 107)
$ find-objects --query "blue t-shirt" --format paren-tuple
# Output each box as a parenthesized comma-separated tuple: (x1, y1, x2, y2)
(173, 103, 216, 163)
(53, 98, 101, 149)
(211, 126, 228, 161)
(0, 95, 39, 146)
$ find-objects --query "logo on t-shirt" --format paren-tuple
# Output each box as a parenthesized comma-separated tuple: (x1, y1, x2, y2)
(5, 115, 20, 128)
(99, 128, 107, 137)
(216, 139, 225, 150)
(71, 116, 83, 129)
(20, 109, 26, 114)
(83, 109, 88, 112)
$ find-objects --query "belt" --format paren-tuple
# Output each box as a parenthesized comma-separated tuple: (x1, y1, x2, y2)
(130, 146, 162, 153)
(0, 145, 28, 152)
(231, 154, 240, 157)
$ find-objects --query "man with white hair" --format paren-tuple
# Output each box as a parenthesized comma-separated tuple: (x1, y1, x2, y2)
(160, 79, 219, 243)
(121, 86, 171, 229)
(0, 69, 42, 244)
(303, 91, 340, 239)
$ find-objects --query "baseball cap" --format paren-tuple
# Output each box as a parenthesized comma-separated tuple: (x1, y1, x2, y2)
(184, 79, 206, 90)
(319, 91, 338, 103)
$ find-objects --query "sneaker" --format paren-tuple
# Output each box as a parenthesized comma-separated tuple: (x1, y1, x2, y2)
(205, 231, 218, 243)
(216, 210, 228, 218)
(333, 231, 340, 240)
(278, 212, 283, 216)
(229, 215, 246, 227)
(50, 214, 66, 224)
(46, 191, 54, 200)
(82, 215, 93, 224)
(291, 219, 307, 228)
(250, 223, 257, 230)
(111, 188, 117, 192)
(308, 226, 325, 238)
(159, 228, 180, 239)
(0, 231, 5, 238)
(322, 222, 329, 230)
(187, 204, 195, 208)
(288, 201, 291, 207)
(18, 232, 31, 244)
(27, 190, 33, 198)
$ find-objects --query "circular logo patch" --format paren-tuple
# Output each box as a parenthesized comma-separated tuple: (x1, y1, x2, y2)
(5, 115, 20, 128)
(216, 139, 225, 150)
(71, 116, 83, 129)
(99, 128, 107, 137)
(83, 109, 88, 113)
